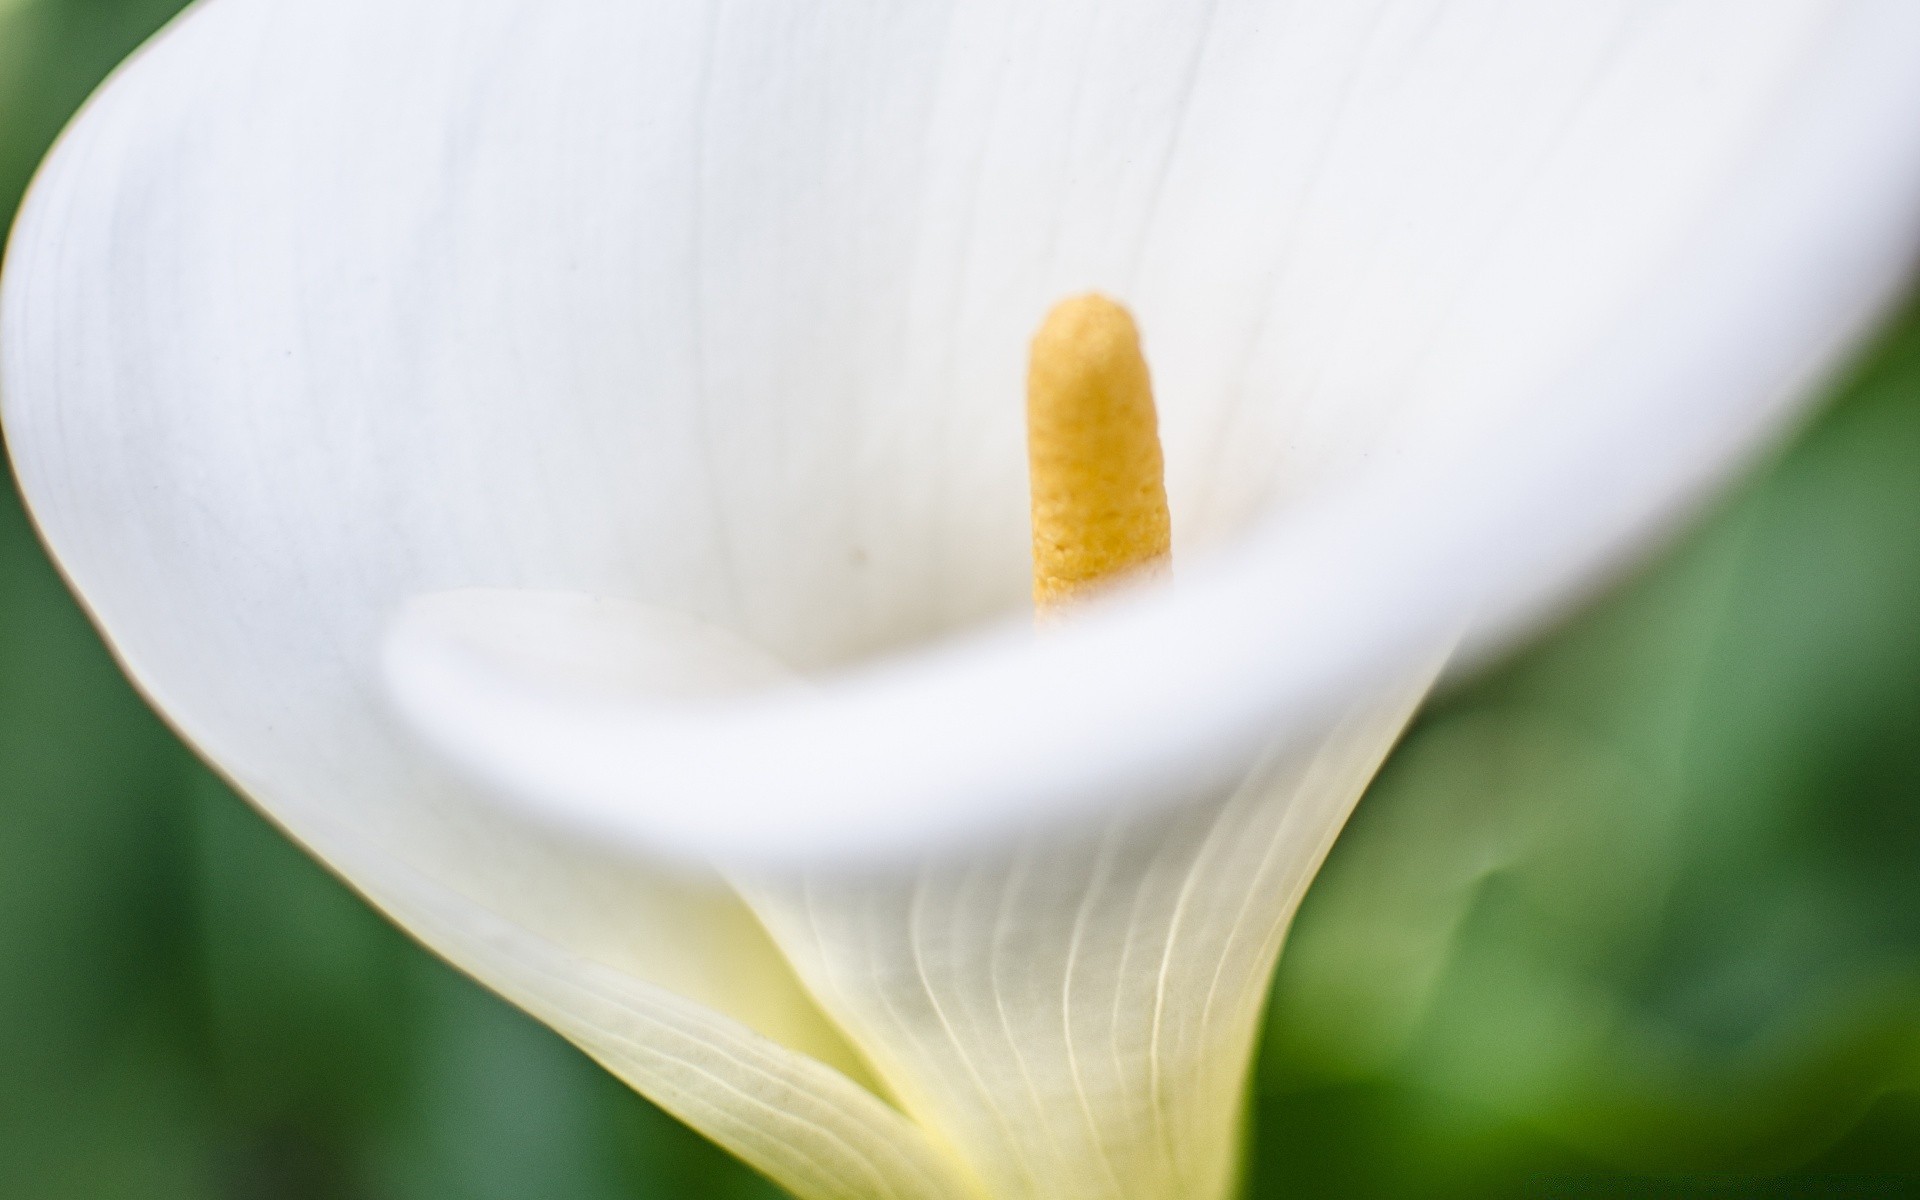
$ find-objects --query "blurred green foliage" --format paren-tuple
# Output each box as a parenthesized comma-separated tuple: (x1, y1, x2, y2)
(1261, 311, 1920, 1196)
(2, 4, 1918, 1197)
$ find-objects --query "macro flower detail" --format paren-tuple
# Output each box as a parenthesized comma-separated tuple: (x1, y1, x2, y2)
(7, 3, 1920, 1200)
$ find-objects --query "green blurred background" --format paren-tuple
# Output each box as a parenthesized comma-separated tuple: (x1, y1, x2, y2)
(3, 4, 1918, 1197)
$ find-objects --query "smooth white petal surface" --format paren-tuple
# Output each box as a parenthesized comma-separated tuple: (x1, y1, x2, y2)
(358, 0, 1920, 860)
(10, 0, 1920, 861)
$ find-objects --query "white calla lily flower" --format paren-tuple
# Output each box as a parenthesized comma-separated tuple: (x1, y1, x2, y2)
(8, 2, 1920, 1198)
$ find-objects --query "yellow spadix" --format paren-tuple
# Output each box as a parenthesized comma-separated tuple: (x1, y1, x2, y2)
(1027, 294, 1172, 611)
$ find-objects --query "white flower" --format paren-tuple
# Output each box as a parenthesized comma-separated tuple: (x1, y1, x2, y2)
(7, 2, 1920, 1198)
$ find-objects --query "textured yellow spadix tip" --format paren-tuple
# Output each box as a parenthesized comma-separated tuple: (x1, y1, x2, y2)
(1028, 294, 1172, 611)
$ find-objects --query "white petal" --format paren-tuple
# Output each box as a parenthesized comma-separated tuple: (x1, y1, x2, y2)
(312, 824, 978, 1200)
(5, 0, 1920, 1107)
(351, 0, 1920, 860)
(10, 0, 1916, 1188)
(739, 667, 1436, 1200)
(5, 0, 891, 1069)
(379, 588, 1439, 1199)
(13, 0, 1920, 855)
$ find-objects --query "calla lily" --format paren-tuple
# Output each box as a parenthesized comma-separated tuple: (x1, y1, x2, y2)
(8, 2, 1920, 1198)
